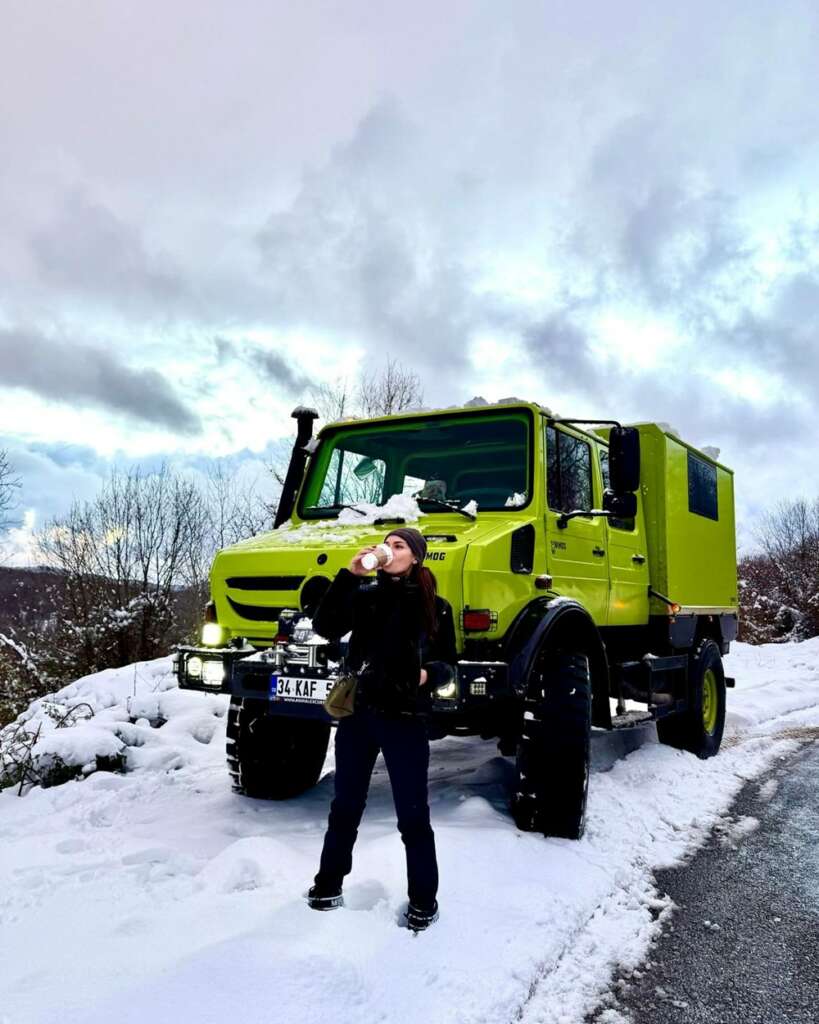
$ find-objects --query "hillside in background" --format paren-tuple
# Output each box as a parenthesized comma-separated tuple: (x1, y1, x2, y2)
(0, 566, 70, 633)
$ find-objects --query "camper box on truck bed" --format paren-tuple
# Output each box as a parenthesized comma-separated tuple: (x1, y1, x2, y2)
(634, 423, 738, 625)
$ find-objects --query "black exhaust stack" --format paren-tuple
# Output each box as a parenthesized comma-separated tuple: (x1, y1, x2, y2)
(273, 406, 319, 528)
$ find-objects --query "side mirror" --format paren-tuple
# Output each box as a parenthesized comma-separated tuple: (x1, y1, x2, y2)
(353, 457, 378, 479)
(602, 490, 637, 518)
(608, 427, 640, 493)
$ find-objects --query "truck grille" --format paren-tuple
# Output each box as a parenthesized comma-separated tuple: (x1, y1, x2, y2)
(226, 575, 305, 591)
(226, 597, 284, 622)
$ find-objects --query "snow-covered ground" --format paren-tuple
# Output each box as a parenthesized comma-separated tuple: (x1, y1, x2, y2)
(1, 641, 818, 1024)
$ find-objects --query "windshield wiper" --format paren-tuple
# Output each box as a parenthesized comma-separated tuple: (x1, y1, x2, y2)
(306, 503, 369, 516)
(415, 496, 477, 521)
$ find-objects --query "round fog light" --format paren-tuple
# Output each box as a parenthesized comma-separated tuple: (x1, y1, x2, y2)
(435, 680, 458, 699)
(201, 623, 225, 646)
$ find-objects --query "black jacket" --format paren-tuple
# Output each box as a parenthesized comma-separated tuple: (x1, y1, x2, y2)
(312, 567, 458, 716)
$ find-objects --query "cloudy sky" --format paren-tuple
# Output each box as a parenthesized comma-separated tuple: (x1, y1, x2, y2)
(2, 0, 818, 560)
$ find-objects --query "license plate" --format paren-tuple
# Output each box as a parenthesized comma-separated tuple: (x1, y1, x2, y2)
(270, 675, 333, 703)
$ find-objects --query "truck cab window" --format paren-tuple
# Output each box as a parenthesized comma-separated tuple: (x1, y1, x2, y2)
(318, 448, 386, 507)
(301, 411, 531, 517)
(546, 426, 592, 513)
(599, 448, 635, 531)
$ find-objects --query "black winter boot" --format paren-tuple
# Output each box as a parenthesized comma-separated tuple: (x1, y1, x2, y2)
(306, 883, 343, 910)
(405, 899, 439, 931)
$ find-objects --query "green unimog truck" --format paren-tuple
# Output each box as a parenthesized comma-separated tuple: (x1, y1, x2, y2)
(175, 399, 737, 840)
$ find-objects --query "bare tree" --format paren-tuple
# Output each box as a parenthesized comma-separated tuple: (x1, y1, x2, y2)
(755, 497, 819, 566)
(739, 496, 819, 642)
(0, 449, 21, 531)
(308, 377, 358, 424)
(35, 465, 213, 677)
(355, 357, 424, 417)
(306, 359, 424, 426)
(204, 460, 273, 551)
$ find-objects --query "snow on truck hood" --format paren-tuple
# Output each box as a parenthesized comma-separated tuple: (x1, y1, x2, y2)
(212, 495, 529, 561)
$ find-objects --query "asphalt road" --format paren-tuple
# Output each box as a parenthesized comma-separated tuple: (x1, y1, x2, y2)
(594, 737, 819, 1024)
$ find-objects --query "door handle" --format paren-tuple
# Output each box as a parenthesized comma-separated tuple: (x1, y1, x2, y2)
(592, 546, 606, 557)
(632, 554, 646, 564)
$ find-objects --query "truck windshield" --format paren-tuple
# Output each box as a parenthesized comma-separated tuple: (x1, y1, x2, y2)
(298, 410, 532, 517)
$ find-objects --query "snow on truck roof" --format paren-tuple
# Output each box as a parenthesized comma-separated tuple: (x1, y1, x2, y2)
(315, 401, 730, 471)
(620, 422, 733, 472)
(319, 397, 552, 431)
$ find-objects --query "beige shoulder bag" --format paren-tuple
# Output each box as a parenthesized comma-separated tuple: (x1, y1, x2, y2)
(323, 668, 357, 718)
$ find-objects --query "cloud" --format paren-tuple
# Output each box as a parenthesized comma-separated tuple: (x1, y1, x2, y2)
(0, 508, 38, 567)
(523, 309, 813, 448)
(617, 185, 750, 307)
(0, 443, 105, 564)
(523, 315, 600, 387)
(30, 189, 186, 312)
(213, 336, 312, 395)
(0, 328, 201, 434)
(256, 99, 482, 379)
(248, 53, 819, 421)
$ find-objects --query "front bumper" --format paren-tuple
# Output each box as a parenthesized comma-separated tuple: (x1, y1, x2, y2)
(174, 644, 256, 695)
(175, 646, 513, 720)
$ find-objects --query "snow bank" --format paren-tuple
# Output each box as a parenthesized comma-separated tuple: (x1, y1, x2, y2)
(0, 658, 228, 790)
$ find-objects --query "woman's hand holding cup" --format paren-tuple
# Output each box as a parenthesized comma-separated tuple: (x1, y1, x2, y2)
(349, 546, 377, 576)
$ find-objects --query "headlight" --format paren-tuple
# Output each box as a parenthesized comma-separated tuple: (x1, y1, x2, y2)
(202, 660, 225, 686)
(434, 679, 458, 700)
(187, 656, 203, 678)
(201, 623, 226, 646)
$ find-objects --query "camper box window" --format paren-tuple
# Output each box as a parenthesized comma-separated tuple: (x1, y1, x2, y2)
(688, 452, 718, 521)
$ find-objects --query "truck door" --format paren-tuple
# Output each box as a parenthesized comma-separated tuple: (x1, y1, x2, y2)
(599, 448, 650, 625)
(544, 424, 609, 625)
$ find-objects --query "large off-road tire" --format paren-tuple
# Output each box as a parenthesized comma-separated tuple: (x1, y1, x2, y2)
(226, 697, 331, 799)
(657, 638, 726, 759)
(512, 650, 592, 840)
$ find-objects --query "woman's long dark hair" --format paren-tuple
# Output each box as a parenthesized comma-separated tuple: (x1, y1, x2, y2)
(411, 563, 439, 640)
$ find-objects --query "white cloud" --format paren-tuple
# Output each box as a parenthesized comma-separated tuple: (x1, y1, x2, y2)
(0, 508, 38, 567)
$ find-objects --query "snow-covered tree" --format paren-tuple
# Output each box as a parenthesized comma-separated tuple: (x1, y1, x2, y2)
(738, 497, 819, 642)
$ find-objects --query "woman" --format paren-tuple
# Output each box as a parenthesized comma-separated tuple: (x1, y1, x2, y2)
(305, 527, 457, 931)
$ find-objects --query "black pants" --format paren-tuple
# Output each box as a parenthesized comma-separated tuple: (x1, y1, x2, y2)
(314, 705, 439, 907)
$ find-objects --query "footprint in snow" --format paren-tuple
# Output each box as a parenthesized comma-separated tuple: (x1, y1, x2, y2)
(88, 807, 117, 828)
(200, 855, 266, 893)
(191, 719, 217, 744)
(112, 915, 152, 937)
(121, 847, 174, 866)
(55, 837, 89, 854)
(343, 878, 389, 911)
